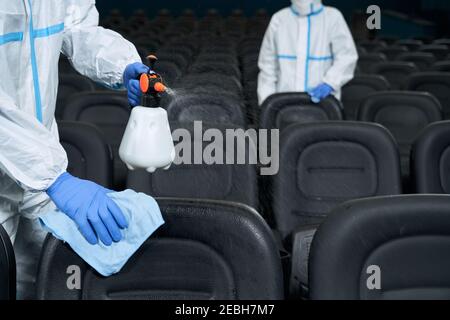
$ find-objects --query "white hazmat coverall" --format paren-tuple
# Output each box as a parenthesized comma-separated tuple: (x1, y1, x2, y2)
(0, 0, 141, 298)
(257, 0, 358, 105)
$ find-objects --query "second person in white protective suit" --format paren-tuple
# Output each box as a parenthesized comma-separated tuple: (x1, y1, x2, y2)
(257, 0, 358, 105)
(0, 0, 148, 299)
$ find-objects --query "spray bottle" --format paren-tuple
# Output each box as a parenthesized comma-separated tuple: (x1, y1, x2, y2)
(119, 55, 175, 173)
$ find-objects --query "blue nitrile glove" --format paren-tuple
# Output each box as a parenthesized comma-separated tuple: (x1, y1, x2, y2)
(123, 62, 150, 107)
(46, 172, 129, 246)
(307, 83, 334, 103)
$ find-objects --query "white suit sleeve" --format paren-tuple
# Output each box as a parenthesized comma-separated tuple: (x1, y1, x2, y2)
(0, 90, 68, 191)
(62, 0, 141, 88)
(322, 10, 358, 92)
(257, 17, 279, 105)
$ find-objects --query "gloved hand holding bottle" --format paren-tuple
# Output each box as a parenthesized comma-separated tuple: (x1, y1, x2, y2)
(307, 83, 334, 103)
(123, 62, 150, 107)
(46, 172, 129, 246)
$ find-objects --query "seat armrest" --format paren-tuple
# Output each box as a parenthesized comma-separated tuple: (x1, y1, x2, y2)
(289, 224, 320, 299)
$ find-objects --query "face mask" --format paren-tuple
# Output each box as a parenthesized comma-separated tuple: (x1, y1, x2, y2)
(291, 0, 322, 16)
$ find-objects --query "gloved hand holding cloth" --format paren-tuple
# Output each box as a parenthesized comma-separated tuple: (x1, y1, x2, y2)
(46, 172, 129, 246)
(44, 175, 164, 276)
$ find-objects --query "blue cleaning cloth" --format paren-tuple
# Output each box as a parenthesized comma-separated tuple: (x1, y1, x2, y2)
(39, 189, 164, 276)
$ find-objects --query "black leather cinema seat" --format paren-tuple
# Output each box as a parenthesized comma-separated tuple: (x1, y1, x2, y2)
(376, 45, 408, 60)
(357, 53, 387, 74)
(260, 93, 343, 131)
(58, 56, 77, 75)
(58, 121, 114, 189)
(62, 92, 131, 190)
(395, 39, 424, 51)
(431, 61, 450, 72)
(153, 60, 182, 87)
(36, 199, 284, 300)
(155, 50, 189, 71)
(370, 62, 418, 90)
(342, 75, 390, 120)
(56, 74, 95, 120)
(189, 62, 241, 81)
(407, 72, 450, 119)
(396, 52, 436, 71)
(175, 74, 243, 98)
(127, 122, 258, 209)
(196, 53, 239, 66)
(273, 122, 402, 240)
(310, 195, 450, 300)
(358, 91, 442, 179)
(419, 45, 449, 60)
(412, 121, 450, 193)
(358, 41, 387, 53)
(0, 224, 15, 300)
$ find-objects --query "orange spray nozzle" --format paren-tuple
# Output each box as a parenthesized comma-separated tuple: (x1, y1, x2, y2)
(154, 82, 166, 93)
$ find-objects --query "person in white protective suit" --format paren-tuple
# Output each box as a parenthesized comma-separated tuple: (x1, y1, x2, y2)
(257, 0, 358, 105)
(0, 1, 148, 299)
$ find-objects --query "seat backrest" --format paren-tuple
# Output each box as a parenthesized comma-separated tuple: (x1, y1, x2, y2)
(153, 61, 182, 87)
(356, 46, 367, 55)
(161, 44, 195, 58)
(241, 52, 259, 67)
(56, 74, 95, 120)
(195, 53, 239, 66)
(407, 72, 450, 118)
(176, 74, 243, 97)
(133, 37, 159, 52)
(412, 121, 450, 193)
(62, 92, 131, 190)
(58, 56, 77, 74)
(434, 39, 450, 46)
(395, 39, 424, 51)
(310, 195, 450, 300)
(358, 41, 387, 52)
(370, 62, 419, 89)
(357, 53, 387, 73)
(377, 36, 399, 45)
(0, 224, 15, 300)
(165, 93, 246, 126)
(189, 62, 241, 80)
(156, 49, 189, 67)
(272, 122, 402, 239)
(377, 45, 408, 60)
(260, 93, 343, 130)
(342, 75, 390, 120)
(36, 199, 283, 300)
(432, 61, 450, 72)
(396, 52, 436, 71)
(419, 45, 449, 60)
(127, 122, 258, 209)
(58, 121, 113, 189)
(358, 91, 442, 176)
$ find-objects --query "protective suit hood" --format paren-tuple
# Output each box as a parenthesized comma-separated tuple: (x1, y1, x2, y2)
(291, 0, 323, 16)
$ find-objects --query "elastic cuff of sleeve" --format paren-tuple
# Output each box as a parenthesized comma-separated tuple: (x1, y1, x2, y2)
(46, 171, 70, 194)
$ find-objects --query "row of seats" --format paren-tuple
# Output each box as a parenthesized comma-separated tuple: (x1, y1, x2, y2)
(57, 119, 450, 234)
(55, 89, 448, 194)
(358, 51, 450, 71)
(357, 38, 450, 53)
(57, 71, 450, 127)
(356, 58, 450, 91)
(102, 8, 270, 39)
(3, 194, 450, 300)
